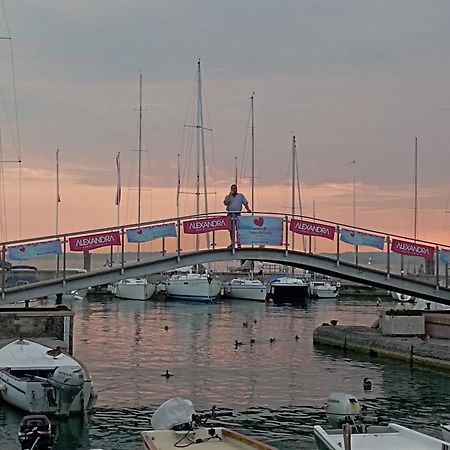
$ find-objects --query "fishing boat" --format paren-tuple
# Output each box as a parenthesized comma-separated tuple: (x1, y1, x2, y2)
(314, 392, 450, 450)
(141, 397, 276, 450)
(225, 278, 267, 301)
(266, 275, 309, 304)
(0, 338, 96, 417)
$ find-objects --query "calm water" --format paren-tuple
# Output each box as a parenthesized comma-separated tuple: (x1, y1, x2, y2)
(1, 294, 450, 450)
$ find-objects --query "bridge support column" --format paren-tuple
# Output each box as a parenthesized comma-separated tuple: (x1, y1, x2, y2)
(83, 251, 91, 272)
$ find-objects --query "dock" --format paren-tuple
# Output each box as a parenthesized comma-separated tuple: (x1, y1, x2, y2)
(313, 323, 450, 372)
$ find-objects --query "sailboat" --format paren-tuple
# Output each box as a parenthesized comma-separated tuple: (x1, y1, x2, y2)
(114, 73, 156, 301)
(267, 136, 309, 304)
(164, 60, 222, 302)
(225, 93, 266, 302)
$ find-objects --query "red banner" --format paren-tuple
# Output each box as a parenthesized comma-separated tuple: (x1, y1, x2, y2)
(69, 231, 121, 252)
(391, 239, 435, 261)
(289, 219, 335, 240)
(183, 216, 231, 234)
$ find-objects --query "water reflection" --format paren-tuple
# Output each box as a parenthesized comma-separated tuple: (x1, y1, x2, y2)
(0, 294, 448, 449)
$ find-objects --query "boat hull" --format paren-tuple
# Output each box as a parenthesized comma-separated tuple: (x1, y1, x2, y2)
(115, 279, 156, 300)
(0, 372, 94, 415)
(165, 276, 222, 301)
(226, 279, 267, 301)
(267, 283, 309, 304)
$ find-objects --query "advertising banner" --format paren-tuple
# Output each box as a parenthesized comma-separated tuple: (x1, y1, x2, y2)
(340, 229, 385, 250)
(391, 239, 435, 261)
(289, 219, 335, 240)
(8, 239, 62, 260)
(127, 223, 177, 243)
(183, 216, 231, 234)
(237, 216, 283, 246)
(440, 249, 450, 264)
(69, 231, 121, 252)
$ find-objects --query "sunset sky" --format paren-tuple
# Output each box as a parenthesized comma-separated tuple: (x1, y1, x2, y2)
(0, 1, 450, 245)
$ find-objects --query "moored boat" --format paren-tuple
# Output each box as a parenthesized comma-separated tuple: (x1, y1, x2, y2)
(308, 281, 339, 298)
(165, 270, 222, 302)
(441, 424, 450, 442)
(141, 397, 276, 450)
(114, 277, 156, 300)
(314, 392, 450, 450)
(0, 338, 96, 417)
(225, 278, 266, 301)
(266, 275, 309, 304)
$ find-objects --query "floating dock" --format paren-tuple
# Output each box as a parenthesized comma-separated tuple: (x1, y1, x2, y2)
(313, 323, 450, 372)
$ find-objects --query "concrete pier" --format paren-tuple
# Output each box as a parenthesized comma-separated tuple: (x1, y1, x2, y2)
(313, 323, 450, 371)
(0, 305, 74, 354)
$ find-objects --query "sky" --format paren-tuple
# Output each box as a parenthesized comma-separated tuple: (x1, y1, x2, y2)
(1, 1, 450, 245)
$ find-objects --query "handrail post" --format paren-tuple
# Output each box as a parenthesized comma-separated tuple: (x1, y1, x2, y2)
(121, 227, 125, 275)
(386, 236, 390, 279)
(211, 231, 216, 250)
(63, 236, 67, 286)
(162, 237, 166, 257)
(436, 246, 440, 291)
(177, 219, 181, 263)
(336, 225, 340, 267)
(284, 215, 289, 256)
(1, 244, 6, 297)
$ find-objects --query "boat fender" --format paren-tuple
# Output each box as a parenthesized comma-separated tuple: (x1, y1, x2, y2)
(0, 382, 6, 391)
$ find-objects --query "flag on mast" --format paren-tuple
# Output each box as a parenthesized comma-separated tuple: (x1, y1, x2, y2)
(115, 152, 121, 206)
(56, 148, 61, 203)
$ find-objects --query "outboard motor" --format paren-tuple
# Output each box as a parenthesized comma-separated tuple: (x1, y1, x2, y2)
(151, 397, 196, 431)
(48, 366, 84, 418)
(326, 392, 361, 428)
(18, 415, 54, 450)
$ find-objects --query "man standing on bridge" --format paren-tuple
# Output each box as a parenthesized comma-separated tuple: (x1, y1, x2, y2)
(223, 184, 251, 248)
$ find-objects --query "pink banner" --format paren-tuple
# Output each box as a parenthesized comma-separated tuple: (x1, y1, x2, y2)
(183, 216, 231, 234)
(69, 231, 121, 252)
(289, 219, 335, 240)
(391, 239, 435, 261)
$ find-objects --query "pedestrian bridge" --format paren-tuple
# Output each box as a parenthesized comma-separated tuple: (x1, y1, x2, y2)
(1, 212, 449, 306)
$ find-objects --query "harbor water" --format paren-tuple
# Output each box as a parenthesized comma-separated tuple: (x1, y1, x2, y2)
(1, 294, 450, 449)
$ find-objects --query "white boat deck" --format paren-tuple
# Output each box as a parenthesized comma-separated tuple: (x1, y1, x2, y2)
(141, 427, 276, 450)
(315, 424, 450, 450)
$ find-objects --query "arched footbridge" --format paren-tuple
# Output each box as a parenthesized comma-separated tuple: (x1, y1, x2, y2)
(1, 212, 449, 306)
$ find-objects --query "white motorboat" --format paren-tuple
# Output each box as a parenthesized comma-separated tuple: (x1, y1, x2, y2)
(441, 424, 450, 442)
(0, 338, 96, 417)
(165, 270, 222, 302)
(141, 397, 276, 450)
(314, 392, 450, 450)
(225, 278, 266, 301)
(114, 277, 156, 300)
(309, 281, 339, 298)
(314, 423, 450, 450)
(266, 275, 309, 304)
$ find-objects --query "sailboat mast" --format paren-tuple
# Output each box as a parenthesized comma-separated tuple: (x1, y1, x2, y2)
(138, 72, 143, 226)
(250, 92, 255, 211)
(176, 153, 181, 219)
(291, 136, 296, 250)
(234, 156, 238, 186)
(414, 136, 418, 242)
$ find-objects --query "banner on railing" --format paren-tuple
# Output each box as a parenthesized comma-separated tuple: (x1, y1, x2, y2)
(289, 219, 335, 240)
(127, 223, 177, 243)
(391, 238, 435, 261)
(69, 231, 121, 252)
(439, 249, 450, 264)
(340, 229, 385, 250)
(8, 239, 62, 260)
(183, 216, 231, 234)
(237, 216, 283, 246)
